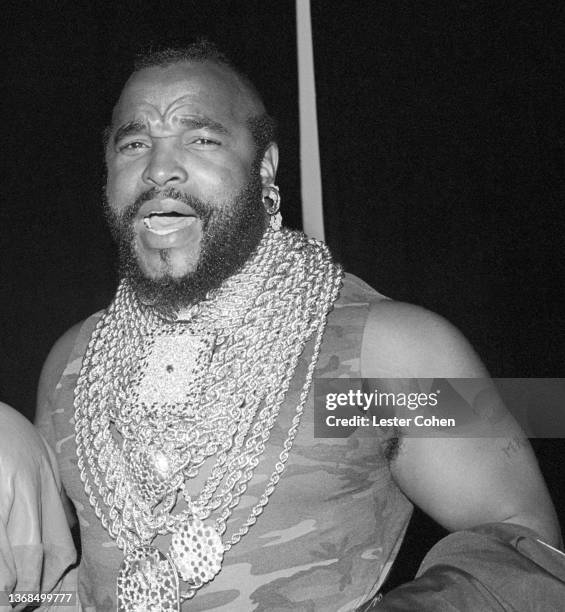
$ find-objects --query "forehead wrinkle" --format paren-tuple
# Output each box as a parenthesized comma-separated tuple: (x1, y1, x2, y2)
(115, 98, 232, 136)
(135, 64, 252, 116)
(162, 93, 204, 119)
(159, 90, 241, 132)
(152, 66, 261, 120)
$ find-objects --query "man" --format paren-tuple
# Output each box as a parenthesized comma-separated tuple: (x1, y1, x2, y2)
(35, 41, 561, 611)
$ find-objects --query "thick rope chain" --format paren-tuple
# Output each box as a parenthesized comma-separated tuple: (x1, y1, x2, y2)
(75, 228, 342, 579)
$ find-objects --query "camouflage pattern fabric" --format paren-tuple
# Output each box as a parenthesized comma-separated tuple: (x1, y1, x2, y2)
(36, 273, 413, 611)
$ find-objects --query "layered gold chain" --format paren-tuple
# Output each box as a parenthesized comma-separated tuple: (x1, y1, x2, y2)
(74, 228, 342, 602)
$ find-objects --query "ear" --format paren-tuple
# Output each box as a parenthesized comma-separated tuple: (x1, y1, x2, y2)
(259, 142, 279, 189)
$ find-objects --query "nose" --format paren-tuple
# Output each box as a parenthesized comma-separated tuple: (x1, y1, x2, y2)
(141, 141, 188, 187)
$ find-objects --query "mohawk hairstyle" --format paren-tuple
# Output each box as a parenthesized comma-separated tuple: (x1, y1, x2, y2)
(132, 39, 277, 158)
(134, 39, 231, 72)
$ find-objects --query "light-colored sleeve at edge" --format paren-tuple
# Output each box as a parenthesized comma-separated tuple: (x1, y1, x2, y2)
(0, 403, 78, 611)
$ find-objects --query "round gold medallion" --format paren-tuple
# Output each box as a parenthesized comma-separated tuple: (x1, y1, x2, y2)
(170, 518, 225, 587)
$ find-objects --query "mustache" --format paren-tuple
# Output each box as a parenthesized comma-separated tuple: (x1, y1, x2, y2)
(122, 187, 213, 224)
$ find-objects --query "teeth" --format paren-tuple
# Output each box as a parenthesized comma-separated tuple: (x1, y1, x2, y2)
(148, 228, 180, 236)
(143, 213, 195, 234)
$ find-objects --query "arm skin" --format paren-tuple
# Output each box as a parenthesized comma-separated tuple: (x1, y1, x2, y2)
(35, 322, 84, 529)
(361, 300, 562, 549)
(36, 322, 84, 415)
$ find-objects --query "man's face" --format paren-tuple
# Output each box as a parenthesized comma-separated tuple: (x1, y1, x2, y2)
(104, 61, 275, 307)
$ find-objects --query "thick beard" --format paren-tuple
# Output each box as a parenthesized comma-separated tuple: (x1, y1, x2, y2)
(103, 172, 267, 311)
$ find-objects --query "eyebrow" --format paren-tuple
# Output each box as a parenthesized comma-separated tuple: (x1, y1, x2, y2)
(113, 120, 147, 145)
(178, 117, 230, 135)
(112, 117, 230, 145)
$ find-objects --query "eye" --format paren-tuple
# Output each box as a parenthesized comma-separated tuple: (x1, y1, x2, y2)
(117, 141, 150, 155)
(191, 137, 221, 147)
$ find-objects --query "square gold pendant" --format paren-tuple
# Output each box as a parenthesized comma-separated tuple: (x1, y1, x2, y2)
(129, 327, 216, 410)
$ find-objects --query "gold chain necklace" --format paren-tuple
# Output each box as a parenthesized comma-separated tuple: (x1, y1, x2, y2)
(74, 229, 342, 611)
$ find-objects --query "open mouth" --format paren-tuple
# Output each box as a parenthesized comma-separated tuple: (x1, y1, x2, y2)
(142, 211, 198, 235)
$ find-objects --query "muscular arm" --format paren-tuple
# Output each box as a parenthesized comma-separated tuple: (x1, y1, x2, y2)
(36, 322, 83, 426)
(35, 322, 84, 528)
(361, 301, 561, 548)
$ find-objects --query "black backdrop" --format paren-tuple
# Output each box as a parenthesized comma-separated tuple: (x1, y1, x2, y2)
(314, 1, 565, 379)
(2, 0, 564, 590)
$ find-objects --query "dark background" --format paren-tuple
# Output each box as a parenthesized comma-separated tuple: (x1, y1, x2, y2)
(2, 0, 564, 592)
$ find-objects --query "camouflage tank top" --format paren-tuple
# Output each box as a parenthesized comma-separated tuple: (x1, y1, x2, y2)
(37, 273, 412, 611)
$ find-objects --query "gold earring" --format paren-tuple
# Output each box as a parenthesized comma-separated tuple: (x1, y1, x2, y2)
(263, 185, 282, 231)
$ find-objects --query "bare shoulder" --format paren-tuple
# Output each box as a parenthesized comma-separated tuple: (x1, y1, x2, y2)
(36, 321, 85, 417)
(361, 300, 488, 378)
(361, 302, 561, 546)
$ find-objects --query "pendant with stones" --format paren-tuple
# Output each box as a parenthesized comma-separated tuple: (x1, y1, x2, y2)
(117, 546, 179, 612)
